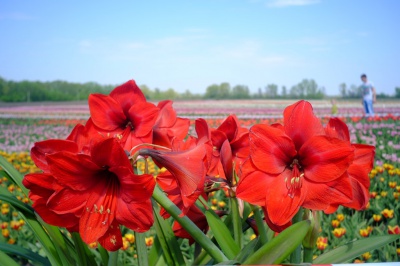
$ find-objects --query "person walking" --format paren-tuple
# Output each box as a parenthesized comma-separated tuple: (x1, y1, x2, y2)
(360, 74, 376, 117)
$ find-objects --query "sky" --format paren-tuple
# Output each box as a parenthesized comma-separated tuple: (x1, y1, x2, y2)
(1, 0, 399, 96)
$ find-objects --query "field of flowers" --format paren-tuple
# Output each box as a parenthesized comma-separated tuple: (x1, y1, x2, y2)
(0, 99, 399, 264)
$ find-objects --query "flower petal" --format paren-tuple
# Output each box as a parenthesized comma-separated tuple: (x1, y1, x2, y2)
(115, 167, 155, 203)
(80, 179, 118, 244)
(47, 188, 86, 215)
(98, 220, 123, 251)
(139, 144, 206, 210)
(90, 138, 131, 169)
(32, 197, 79, 230)
(217, 115, 239, 141)
(89, 94, 127, 131)
(283, 100, 324, 150)
(46, 152, 100, 191)
(236, 160, 273, 206)
(302, 173, 353, 210)
(127, 101, 159, 137)
(249, 124, 296, 175)
(31, 140, 78, 172)
(300, 135, 354, 183)
(265, 170, 306, 226)
(325, 118, 350, 141)
(116, 199, 154, 232)
(110, 80, 146, 114)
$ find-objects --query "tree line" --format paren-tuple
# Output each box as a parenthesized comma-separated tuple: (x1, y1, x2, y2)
(0, 77, 398, 102)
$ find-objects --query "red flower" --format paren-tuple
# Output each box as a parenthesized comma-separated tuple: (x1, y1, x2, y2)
(324, 118, 375, 213)
(88, 80, 159, 151)
(24, 138, 155, 251)
(236, 100, 355, 228)
(152, 100, 190, 148)
(139, 143, 207, 215)
(23, 173, 80, 232)
(208, 115, 249, 180)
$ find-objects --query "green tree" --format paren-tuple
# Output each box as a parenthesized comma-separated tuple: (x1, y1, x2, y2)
(265, 84, 278, 98)
(395, 87, 400, 98)
(231, 85, 250, 99)
(339, 83, 347, 98)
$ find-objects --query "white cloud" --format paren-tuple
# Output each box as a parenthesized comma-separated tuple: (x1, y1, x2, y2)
(266, 0, 320, 8)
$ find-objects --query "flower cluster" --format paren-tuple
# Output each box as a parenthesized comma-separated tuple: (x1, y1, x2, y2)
(23, 80, 375, 251)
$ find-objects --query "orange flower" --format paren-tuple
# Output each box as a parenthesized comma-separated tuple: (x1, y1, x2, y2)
(10, 221, 20, 230)
(394, 192, 400, 200)
(380, 191, 388, 197)
(388, 225, 400, 235)
(389, 181, 397, 188)
(121, 237, 130, 250)
(333, 228, 346, 238)
(362, 252, 371, 260)
(124, 233, 135, 244)
(373, 214, 382, 222)
(359, 228, 370, 237)
(369, 192, 377, 199)
(145, 236, 154, 246)
(2, 229, 10, 238)
(336, 214, 345, 222)
(88, 242, 98, 249)
(316, 236, 328, 251)
(381, 209, 394, 219)
(1, 222, 8, 229)
(331, 219, 340, 228)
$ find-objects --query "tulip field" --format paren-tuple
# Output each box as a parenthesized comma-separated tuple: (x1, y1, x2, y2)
(0, 98, 400, 264)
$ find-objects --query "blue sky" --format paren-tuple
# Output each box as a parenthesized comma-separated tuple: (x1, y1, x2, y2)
(1, 0, 399, 95)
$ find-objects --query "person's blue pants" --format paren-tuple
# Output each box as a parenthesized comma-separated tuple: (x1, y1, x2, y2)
(363, 99, 374, 116)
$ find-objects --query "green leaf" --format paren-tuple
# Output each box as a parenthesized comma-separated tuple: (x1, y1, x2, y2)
(39, 220, 77, 265)
(148, 236, 164, 266)
(313, 235, 400, 264)
(134, 231, 148, 266)
(0, 154, 29, 196)
(234, 237, 261, 263)
(152, 200, 186, 266)
(97, 244, 109, 266)
(0, 186, 35, 216)
(243, 220, 311, 265)
(19, 212, 62, 266)
(0, 242, 51, 266)
(0, 250, 20, 266)
(71, 232, 97, 266)
(152, 186, 228, 263)
(205, 209, 240, 260)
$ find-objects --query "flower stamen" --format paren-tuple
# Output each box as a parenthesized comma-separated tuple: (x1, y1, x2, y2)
(286, 159, 304, 198)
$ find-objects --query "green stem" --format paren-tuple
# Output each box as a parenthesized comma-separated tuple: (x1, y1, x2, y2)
(251, 204, 268, 245)
(134, 231, 148, 266)
(230, 197, 243, 248)
(290, 208, 303, 264)
(152, 186, 228, 263)
(303, 247, 314, 263)
(107, 251, 118, 266)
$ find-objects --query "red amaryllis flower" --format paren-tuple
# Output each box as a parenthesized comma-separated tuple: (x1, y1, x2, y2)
(23, 173, 80, 232)
(152, 100, 190, 148)
(324, 118, 375, 213)
(88, 80, 159, 151)
(139, 143, 207, 215)
(208, 115, 249, 180)
(24, 138, 155, 251)
(236, 100, 355, 228)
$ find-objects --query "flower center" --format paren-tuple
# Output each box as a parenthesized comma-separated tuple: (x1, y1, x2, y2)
(285, 159, 304, 198)
(126, 121, 134, 129)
